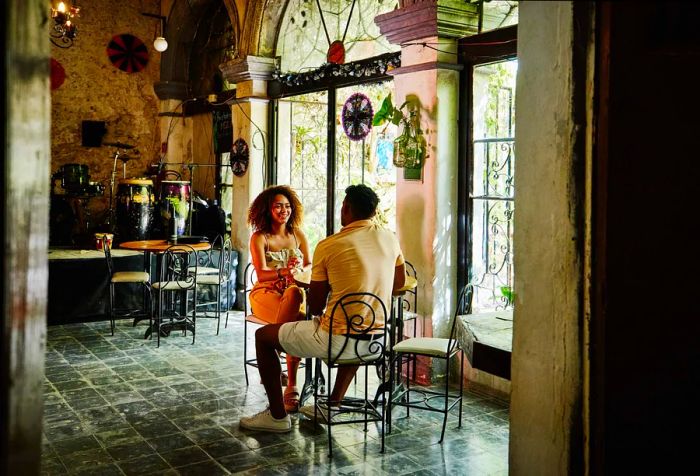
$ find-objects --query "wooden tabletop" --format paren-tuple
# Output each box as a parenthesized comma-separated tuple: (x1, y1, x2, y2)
(120, 239, 211, 253)
(49, 248, 142, 260)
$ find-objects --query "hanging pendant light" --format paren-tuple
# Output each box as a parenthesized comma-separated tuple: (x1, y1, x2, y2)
(142, 12, 168, 53)
(153, 36, 168, 52)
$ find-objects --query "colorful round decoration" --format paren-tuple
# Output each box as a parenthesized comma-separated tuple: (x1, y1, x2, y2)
(341, 93, 373, 141)
(327, 40, 346, 65)
(50, 58, 66, 90)
(107, 34, 149, 73)
(231, 138, 250, 177)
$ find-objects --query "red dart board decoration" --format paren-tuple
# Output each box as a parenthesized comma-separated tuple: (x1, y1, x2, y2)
(107, 34, 149, 73)
(50, 58, 66, 90)
(341, 93, 373, 141)
(231, 138, 250, 177)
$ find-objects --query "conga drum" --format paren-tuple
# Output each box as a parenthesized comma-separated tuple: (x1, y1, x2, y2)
(159, 180, 191, 238)
(116, 178, 155, 241)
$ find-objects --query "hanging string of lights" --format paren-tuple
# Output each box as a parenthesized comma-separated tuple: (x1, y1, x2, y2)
(272, 51, 400, 88)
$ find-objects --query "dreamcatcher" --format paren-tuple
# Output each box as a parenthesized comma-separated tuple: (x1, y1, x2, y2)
(341, 92, 373, 141)
(231, 138, 250, 177)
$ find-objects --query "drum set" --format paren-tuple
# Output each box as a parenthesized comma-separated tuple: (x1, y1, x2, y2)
(51, 163, 105, 197)
(114, 177, 191, 242)
(50, 142, 194, 247)
(50, 162, 106, 246)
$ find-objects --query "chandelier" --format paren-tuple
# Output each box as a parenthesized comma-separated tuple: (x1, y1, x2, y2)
(50, 2, 80, 48)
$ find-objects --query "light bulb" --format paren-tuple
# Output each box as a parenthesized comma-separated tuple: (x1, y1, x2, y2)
(57, 2, 66, 13)
(153, 36, 168, 52)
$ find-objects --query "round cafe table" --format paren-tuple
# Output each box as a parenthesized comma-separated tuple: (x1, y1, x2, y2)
(120, 239, 211, 254)
(120, 239, 212, 339)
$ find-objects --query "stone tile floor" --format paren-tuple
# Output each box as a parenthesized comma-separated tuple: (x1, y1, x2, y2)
(41, 312, 509, 475)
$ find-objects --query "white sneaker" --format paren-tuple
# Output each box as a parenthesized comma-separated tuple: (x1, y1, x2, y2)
(240, 408, 291, 433)
(299, 403, 337, 423)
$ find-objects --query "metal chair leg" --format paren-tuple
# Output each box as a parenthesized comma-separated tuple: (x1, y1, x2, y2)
(109, 282, 115, 335)
(439, 356, 450, 444)
(458, 350, 464, 428)
(243, 320, 250, 385)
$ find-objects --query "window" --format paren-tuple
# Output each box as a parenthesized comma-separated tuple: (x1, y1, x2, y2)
(458, 26, 517, 312)
(470, 59, 516, 311)
(272, 0, 400, 254)
(276, 0, 399, 73)
(274, 80, 397, 253)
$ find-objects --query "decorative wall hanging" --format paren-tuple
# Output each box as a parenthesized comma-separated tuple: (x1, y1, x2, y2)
(315, 0, 357, 65)
(107, 34, 149, 73)
(341, 93, 373, 141)
(231, 138, 250, 177)
(327, 40, 345, 65)
(273, 52, 400, 89)
(373, 94, 426, 175)
(50, 58, 66, 90)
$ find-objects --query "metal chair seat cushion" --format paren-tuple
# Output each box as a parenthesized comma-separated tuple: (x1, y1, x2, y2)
(196, 274, 226, 285)
(393, 337, 459, 358)
(196, 266, 220, 275)
(152, 280, 196, 291)
(402, 310, 420, 322)
(111, 271, 150, 283)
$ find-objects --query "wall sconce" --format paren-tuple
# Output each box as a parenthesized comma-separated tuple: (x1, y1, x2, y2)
(142, 12, 168, 52)
(50, 1, 80, 48)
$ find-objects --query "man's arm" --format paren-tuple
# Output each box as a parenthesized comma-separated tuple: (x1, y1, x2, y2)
(392, 263, 406, 293)
(308, 280, 331, 316)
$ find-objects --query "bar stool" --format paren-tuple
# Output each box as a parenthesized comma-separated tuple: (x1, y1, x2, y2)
(102, 239, 151, 336)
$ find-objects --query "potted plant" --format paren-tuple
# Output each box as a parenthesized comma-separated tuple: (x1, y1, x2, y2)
(372, 94, 426, 169)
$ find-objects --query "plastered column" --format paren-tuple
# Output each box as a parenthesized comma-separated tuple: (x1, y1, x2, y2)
(510, 2, 583, 474)
(220, 56, 275, 298)
(376, 1, 474, 344)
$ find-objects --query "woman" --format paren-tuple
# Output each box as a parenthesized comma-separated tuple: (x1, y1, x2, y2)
(247, 185, 311, 412)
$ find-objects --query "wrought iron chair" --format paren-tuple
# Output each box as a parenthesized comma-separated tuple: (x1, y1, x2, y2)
(195, 234, 223, 276)
(103, 239, 151, 336)
(242, 262, 266, 385)
(388, 283, 473, 443)
(311, 292, 388, 458)
(400, 261, 420, 379)
(151, 244, 198, 347)
(241, 262, 302, 387)
(195, 237, 234, 335)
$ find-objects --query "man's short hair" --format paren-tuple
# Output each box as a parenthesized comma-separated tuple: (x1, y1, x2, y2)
(344, 184, 379, 219)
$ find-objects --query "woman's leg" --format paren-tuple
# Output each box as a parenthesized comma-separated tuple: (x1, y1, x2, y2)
(250, 286, 304, 394)
(275, 286, 305, 388)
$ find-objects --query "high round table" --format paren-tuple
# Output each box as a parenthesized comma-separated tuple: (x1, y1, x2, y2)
(120, 239, 212, 339)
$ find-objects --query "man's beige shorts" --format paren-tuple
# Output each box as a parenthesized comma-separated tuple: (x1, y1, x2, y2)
(278, 317, 382, 362)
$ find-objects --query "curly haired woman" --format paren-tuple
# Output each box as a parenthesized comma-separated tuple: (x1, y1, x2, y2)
(248, 185, 311, 412)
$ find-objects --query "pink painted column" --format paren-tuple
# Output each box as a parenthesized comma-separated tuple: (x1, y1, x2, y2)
(376, 0, 477, 383)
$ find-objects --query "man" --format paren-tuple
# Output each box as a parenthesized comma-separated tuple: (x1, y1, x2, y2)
(240, 184, 405, 432)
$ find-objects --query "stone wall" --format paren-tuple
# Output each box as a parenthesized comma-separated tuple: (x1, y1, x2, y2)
(51, 0, 162, 232)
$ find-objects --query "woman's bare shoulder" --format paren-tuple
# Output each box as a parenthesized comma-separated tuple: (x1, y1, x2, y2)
(250, 231, 266, 245)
